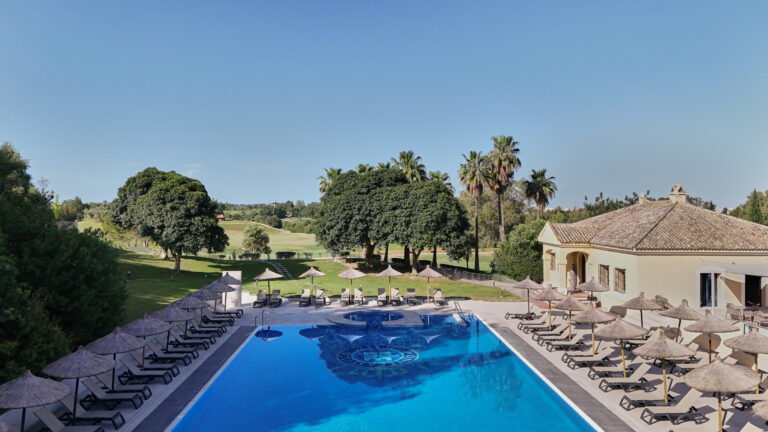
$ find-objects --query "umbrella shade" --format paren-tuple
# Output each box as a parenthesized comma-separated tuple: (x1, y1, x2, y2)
(218, 273, 241, 285)
(173, 295, 210, 310)
(685, 310, 739, 362)
(659, 299, 703, 321)
(191, 289, 220, 301)
(633, 329, 696, 405)
(43, 347, 115, 379)
(204, 279, 235, 293)
(122, 313, 172, 337)
(554, 296, 585, 341)
(85, 327, 145, 355)
(595, 318, 649, 378)
(299, 267, 326, 278)
(254, 268, 284, 281)
(377, 265, 403, 277)
(0, 370, 69, 432)
(151, 305, 195, 323)
(576, 277, 609, 293)
(752, 400, 768, 421)
(621, 291, 662, 327)
(416, 266, 442, 279)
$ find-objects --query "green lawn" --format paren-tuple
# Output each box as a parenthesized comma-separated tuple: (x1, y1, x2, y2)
(217, 220, 328, 257)
(118, 252, 519, 324)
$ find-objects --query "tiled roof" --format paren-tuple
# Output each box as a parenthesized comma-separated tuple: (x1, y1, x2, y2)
(548, 201, 768, 251)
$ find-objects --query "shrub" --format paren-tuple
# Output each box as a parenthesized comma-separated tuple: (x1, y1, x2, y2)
(275, 251, 296, 259)
(490, 219, 547, 282)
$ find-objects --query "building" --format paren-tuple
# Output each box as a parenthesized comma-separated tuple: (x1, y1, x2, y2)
(538, 185, 768, 309)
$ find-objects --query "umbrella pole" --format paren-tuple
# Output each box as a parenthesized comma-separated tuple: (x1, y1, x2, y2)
(548, 301, 552, 330)
(224, 292, 228, 311)
(21, 407, 26, 432)
(620, 343, 627, 378)
(71, 377, 80, 424)
(166, 329, 171, 350)
(568, 311, 572, 341)
(142, 340, 146, 369)
(717, 391, 723, 432)
(389, 277, 392, 303)
(640, 310, 644, 328)
(427, 277, 430, 303)
(591, 324, 595, 356)
(112, 353, 117, 391)
(708, 334, 712, 363)
(527, 290, 531, 318)
(184, 319, 189, 337)
(662, 358, 668, 404)
(757, 353, 761, 394)
(676, 319, 681, 342)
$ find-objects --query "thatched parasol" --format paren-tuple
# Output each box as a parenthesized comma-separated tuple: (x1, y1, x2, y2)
(253, 268, 284, 297)
(338, 268, 366, 293)
(573, 306, 617, 355)
(633, 329, 695, 404)
(752, 400, 768, 421)
(0, 370, 69, 431)
(204, 279, 235, 311)
(621, 291, 662, 327)
(151, 305, 196, 348)
(416, 265, 443, 303)
(595, 318, 649, 377)
(554, 296, 586, 341)
(122, 313, 172, 368)
(173, 295, 211, 327)
(511, 276, 542, 319)
(191, 288, 219, 315)
(85, 327, 145, 391)
(377, 265, 403, 302)
(724, 327, 768, 393)
(299, 266, 326, 295)
(684, 309, 739, 363)
(658, 299, 703, 341)
(219, 273, 241, 285)
(576, 277, 609, 304)
(535, 285, 566, 330)
(43, 347, 114, 424)
(684, 358, 760, 432)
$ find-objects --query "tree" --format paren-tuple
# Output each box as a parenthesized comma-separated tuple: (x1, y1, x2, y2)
(356, 163, 374, 174)
(491, 219, 547, 282)
(318, 167, 342, 193)
(59, 196, 85, 221)
(111, 168, 228, 275)
(429, 170, 453, 193)
(745, 190, 765, 225)
(391, 150, 427, 183)
(523, 169, 557, 217)
(459, 151, 492, 271)
(242, 224, 271, 257)
(486, 135, 521, 241)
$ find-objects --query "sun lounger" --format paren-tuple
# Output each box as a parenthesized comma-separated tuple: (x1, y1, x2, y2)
(269, 290, 282, 308)
(671, 357, 707, 375)
(214, 304, 243, 318)
(433, 289, 448, 306)
(95, 373, 152, 400)
(354, 287, 365, 305)
(118, 358, 172, 385)
(406, 288, 419, 306)
(315, 288, 329, 306)
(619, 385, 676, 410)
(546, 332, 589, 351)
(518, 316, 547, 331)
(80, 379, 143, 410)
(390, 288, 404, 306)
(377, 288, 387, 306)
(732, 386, 768, 410)
(129, 351, 180, 376)
(153, 336, 198, 358)
(531, 323, 569, 342)
(640, 389, 705, 425)
(169, 328, 210, 350)
(59, 394, 126, 429)
(188, 322, 223, 338)
(252, 290, 268, 308)
(741, 422, 768, 432)
(299, 288, 312, 307)
(588, 364, 636, 380)
(35, 407, 104, 432)
(565, 349, 614, 369)
(340, 288, 351, 305)
(598, 363, 654, 392)
(203, 310, 234, 326)
(147, 340, 192, 365)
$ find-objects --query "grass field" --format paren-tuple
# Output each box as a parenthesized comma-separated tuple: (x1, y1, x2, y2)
(118, 253, 519, 324)
(217, 220, 328, 257)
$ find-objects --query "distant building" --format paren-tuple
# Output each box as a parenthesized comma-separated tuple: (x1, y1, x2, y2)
(216, 214, 226, 221)
(538, 185, 768, 309)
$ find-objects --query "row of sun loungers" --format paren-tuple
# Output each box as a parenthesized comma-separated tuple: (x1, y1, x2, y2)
(254, 287, 448, 308)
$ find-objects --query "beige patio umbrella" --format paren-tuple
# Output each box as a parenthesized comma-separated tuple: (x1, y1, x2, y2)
(576, 277, 609, 305)
(191, 288, 220, 321)
(377, 265, 403, 302)
(724, 327, 768, 394)
(684, 309, 739, 363)
(535, 285, 566, 330)
(633, 329, 695, 404)
(204, 279, 235, 311)
(299, 267, 326, 295)
(338, 268, 366, 294)
(219, 273, 241, 285)
(122, 313, 172, 368)
(684, 357, 759, 432)
(151, 305, 196, 348)
(43, 347, 114, 424)
(658, 299, 703, 342)
(573, 306, 617, 355)
(621, 291, 662, 328)
(253, 268, 284, 297)
(511, 276, 542, 319)
(85, 327, 145, 391)
(0, 370, 69, 431)
(595, 317, 649, 377)
(752, 399, 768, 421)
(553, 296, 586, 341)
(416, 265, 443, 303)
(173, 295, 211, 334)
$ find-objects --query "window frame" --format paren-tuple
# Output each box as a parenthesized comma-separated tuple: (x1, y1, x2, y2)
(599, 264, 610, 287)
(614, 268, 626, 293)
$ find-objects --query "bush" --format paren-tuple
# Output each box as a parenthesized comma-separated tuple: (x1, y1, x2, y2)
(282, 218, 317, 234)
(491, 219, 547, 282)
(254, 215, 282, 228)
(275, 251, 296, 259)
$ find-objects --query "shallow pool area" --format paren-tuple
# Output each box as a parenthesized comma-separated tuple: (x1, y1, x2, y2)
(171, 314, 596, 432)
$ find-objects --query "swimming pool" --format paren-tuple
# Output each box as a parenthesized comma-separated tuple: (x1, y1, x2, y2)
(171, 315, 597, 431)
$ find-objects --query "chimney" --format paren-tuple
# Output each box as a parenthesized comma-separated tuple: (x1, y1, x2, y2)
(638, 193, 647, 204)
(669, 185, 687, 204)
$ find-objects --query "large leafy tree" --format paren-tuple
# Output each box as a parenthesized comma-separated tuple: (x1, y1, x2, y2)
(491, 219, 547, 282)
(523, 169, 557, 217)
(112, 168, 228, 275)
(242, 224, 271, 258)
(459, 151, 492, 271)
(486, 135, 521, 241)
(745, 190, 765, 225)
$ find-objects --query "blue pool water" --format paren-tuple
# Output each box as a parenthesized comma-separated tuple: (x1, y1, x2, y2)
(172, 315, 595, 432)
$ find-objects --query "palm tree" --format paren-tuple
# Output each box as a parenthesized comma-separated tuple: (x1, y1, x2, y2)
(391, 150, 427, 183)
(377, 161, 393, 170)
(429, 170, 454, 193)
(523, 169, 557, 217)
(318, 167, 342, 193)
(486, 135, 521, 241)
(356, 163, 374, 174)
(459, 151, 492, 271)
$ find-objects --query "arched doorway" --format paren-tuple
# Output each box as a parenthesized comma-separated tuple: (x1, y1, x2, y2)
(565, 251, 589, 289)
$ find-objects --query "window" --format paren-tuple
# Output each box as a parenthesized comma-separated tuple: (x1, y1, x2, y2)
(614, 268, 626, 293)
(599, 265, 610, 287)
(549, 253, 556, 271)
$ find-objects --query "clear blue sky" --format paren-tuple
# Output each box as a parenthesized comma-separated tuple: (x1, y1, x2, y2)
(1, 1, 767, 209)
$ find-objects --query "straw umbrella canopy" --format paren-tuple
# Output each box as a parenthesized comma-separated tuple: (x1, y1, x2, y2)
(724, 327, 768, 393)
(752, 400, 768, 421)
(416, 265, 443, 303)
(576, 277, 609, 304)
(204, 279, 235, 310)
(621, 291, 662, 328)
(173, 295, 211, 327)
(299, 266, 326, 287)
(191, 288, 219, 317)
(553, 296, 586, 341)
(633, 329, 695, 404)
(85, 327, 145, 391)
(377, 265, 403, 302)
(595, 317, 649, 377)
(0, 370, 69, 431)
(122, 313, 172, 368)
(534, 285, 566, 330)
(511, 276, 542, 319)
(219, 273, 241, 285)
(151, 305, 196, 348)
(43, 347, 114, 424)
(573, 306, 617, 355)
(684, 358, 759, 432)
(338, 268, 366, 293)
(253, 268, 284, 296)
(658, 299, 703, 342)
(684, 309, 739, 363)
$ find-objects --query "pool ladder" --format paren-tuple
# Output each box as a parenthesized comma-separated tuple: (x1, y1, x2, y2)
(454, 300, 474, 326)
